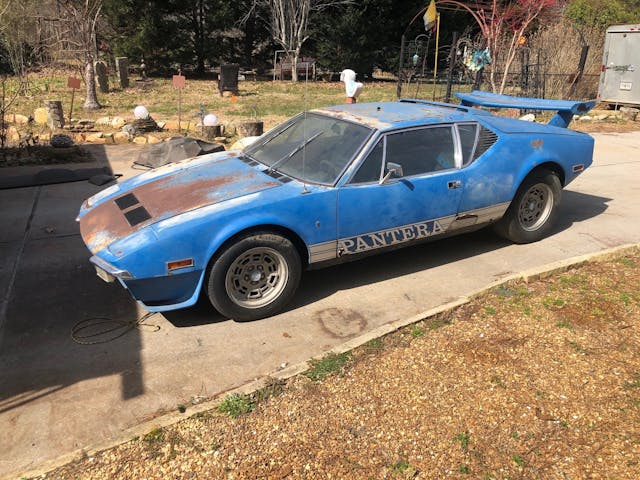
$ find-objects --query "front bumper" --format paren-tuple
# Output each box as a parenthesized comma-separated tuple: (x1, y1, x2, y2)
(90, 255, 204, 312)
(90, 255, 133, 283)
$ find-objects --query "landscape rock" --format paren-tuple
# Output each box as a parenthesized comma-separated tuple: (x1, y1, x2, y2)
(86, 132, 107, 143)
(7, 126, 19, 142)
(34, 108, 49, 125)
(85, 134, 106, 144)
(96, 116, 113, 126)
(111, 116, 126, 129)
(14, 114, 29, 124)
(594, 114, 609, 121)
(620, 107, 639, 121)
(113, 132, 130, 144)
(133, 136, 148, 145)
(578, 115, 592, 121)
(519, 113, 535, 122)
(76, 119, 95, 130)
(147, 135, 162, 144)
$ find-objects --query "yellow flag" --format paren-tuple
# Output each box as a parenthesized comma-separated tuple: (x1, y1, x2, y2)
(423, 0, 437, 31)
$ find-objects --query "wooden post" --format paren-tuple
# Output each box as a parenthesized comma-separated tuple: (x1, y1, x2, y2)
(432, 13, 441, 101)
(397, 34, 406, 99)
(67, 77, 81, 126)
(173, 71, 186, 133)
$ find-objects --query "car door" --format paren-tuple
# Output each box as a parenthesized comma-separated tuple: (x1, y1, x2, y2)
(336, 124, 466, 257)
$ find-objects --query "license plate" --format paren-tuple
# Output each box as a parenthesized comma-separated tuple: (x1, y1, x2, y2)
(95, 265, 115, 283)
(620, 81, 632, 91)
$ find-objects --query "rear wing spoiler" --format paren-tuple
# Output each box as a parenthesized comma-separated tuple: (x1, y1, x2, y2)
(455, 91, 596, 128)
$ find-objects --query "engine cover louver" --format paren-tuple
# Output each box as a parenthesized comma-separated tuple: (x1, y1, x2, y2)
(474, 127, 499, 160)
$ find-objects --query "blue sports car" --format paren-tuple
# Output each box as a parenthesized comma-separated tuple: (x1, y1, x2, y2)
(78, 91, 595, 321)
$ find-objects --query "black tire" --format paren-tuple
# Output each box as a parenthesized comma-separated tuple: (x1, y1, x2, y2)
(207, 233, 302, 321)
(494, 169, 562, 244)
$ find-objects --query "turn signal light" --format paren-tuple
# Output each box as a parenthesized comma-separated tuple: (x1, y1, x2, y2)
(167, 259, 194, 271)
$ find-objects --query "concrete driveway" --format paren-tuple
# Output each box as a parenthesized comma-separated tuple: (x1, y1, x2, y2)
(1, 132, 639, 478)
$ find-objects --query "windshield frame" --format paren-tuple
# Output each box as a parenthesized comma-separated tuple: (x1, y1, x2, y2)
(244, 111, 375, 186)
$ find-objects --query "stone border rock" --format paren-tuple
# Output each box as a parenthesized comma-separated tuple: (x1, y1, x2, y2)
(7, 242, 640, 480)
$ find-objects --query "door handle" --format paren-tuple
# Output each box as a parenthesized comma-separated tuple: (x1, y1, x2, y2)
(448, 180, 462, 190)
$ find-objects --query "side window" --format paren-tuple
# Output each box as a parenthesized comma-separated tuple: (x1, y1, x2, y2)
(457, 124, 478, 166)
(350, 139, 384, 184)
(385, 126, 455, 176)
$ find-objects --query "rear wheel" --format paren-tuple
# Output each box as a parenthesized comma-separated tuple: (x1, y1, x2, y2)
(494, 169, 561, 244)
(207, 233, 301, 321)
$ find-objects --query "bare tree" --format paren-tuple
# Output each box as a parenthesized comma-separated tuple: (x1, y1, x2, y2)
(437, 0, 559, 94)
(0, 0, 41, 77)
(247, 0, 350, 82)
(0, 0, 21, 148)
(55, 0, 103, 110)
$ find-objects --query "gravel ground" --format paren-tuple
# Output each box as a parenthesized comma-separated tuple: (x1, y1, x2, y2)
(43, 251, 640, 480)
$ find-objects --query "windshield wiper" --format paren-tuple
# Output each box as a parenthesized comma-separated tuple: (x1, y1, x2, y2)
(259, 122, 294, 147)
(267, 131, 323, 173)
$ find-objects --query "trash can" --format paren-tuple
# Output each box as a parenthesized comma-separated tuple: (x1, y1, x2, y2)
(218, 64, 240, 96)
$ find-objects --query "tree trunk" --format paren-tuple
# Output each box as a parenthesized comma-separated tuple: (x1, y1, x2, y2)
(291, 50, 300, 82)
(83, 60, 101, 110)
(291, 52, 298, 82)
(499, 34, 521, 95)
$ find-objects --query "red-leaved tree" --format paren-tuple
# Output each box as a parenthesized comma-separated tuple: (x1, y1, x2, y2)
(437, 0, 559, 93)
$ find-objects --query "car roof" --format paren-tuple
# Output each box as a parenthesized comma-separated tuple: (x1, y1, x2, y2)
(313, 100, 483, 132)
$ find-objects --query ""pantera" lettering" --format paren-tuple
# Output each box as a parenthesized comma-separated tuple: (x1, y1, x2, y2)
(339, 220, 445, 255)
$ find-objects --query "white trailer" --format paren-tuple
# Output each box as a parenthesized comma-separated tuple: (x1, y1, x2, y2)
(597, 24, 640, 107)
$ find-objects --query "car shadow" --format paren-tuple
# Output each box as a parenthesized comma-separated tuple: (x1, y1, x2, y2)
(554, 189, 611, 232)
(162, 297, 227, 327)
(0, 144, 146, 415)
(162, 189, 611, 326)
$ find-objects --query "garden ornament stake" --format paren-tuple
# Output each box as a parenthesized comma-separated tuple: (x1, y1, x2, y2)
(340, 69, 363, 103)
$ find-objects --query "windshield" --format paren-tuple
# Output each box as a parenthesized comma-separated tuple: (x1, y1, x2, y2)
(245, 112, 373, 184)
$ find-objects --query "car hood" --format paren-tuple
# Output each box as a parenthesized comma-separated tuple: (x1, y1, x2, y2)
(79, 152, 281, 254)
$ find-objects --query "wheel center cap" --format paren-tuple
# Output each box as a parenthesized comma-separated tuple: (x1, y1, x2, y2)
(527, 201, 536, 211)
(250, 271, 262, 282)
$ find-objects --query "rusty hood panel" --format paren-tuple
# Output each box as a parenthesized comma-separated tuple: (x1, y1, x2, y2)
(80, 155, 281, 254)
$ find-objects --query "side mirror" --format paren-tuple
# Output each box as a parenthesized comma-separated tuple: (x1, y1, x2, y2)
(380, 162, 404, 184)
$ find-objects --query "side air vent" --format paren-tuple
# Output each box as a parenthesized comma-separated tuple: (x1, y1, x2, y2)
(124, 206, 151, 226)
(473, 126, 499, 160)
(115, 193, 139, 210)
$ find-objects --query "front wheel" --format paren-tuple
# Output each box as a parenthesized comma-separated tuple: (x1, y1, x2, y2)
(207, 233, 302, 321)
(494, 169, 561, 244)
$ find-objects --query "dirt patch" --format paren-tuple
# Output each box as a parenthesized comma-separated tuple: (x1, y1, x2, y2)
(572, 120, 640, 133)
(44, 250, 640, 479)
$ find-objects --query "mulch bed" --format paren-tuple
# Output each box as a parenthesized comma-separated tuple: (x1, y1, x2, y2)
(43, 251, 640, 480)
(0, 145, 92, 168)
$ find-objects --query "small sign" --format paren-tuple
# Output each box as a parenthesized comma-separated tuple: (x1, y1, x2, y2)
(67, 77, 81, 89)
(620, 81, 632, 91)
(172, 75, 186, 89)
